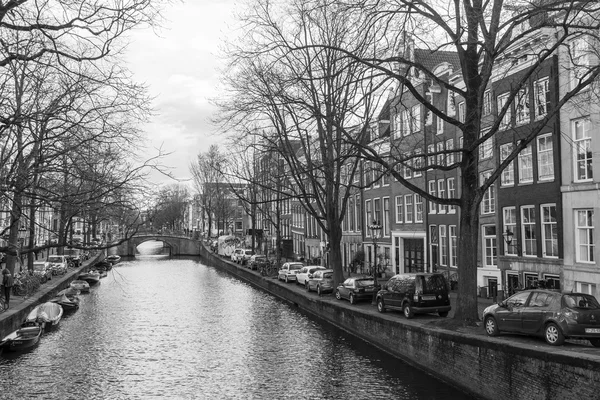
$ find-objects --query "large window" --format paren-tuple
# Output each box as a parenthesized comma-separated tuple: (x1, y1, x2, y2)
(481, 171, 495, 214)
(576, 209, 594, 263)
(503, 207, 517, 256)
(541, 204, 558, 258)
(404, 195, 414, 223)
(440, 225, 448, 266)
(449, 225, 457, 267)
(518, 144, 533, 183)
(413, 150, 423, 177)
(447, 178, 456, 213)
(479, 129, 493, 160)
(374, 198, 381, 226)
(411, 105, 421, 134)
(403, 153, 412, 179)
(500, 143, 515, 186)
(534, 77, 549, 119)
(428, 180, 436, 214)
(383, 197, 390, 237)
(570, 37, 590, 90)
(415, 195, 423, 223)
(437, 142, 445, 166)
(482, 225, 497, 266)
(365, 199, 372, 231)
(483, 90, 492, 116)
(437, 179, 447, 213)
(497, 93, 511, 128)
(401, 109, 410, 136)
(537, 134, 554, 181)
(349, 196, 355, 231)
(458, 102, 465, 122)
(428, 144, 435, 168)
(515, 88, 530, 125)
(395, 196, 403, 223)
(573, 118, 593, 181)
(521, 206, 536, 256)
(446, 139, 454, 165)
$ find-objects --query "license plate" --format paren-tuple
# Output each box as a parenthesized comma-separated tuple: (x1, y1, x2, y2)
(422, 295, 436, 300)
(12, 341, 22, 345)
(586, 328, 600, 334)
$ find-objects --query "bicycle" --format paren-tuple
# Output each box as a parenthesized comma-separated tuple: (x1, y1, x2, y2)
(0, 295, 6, 312)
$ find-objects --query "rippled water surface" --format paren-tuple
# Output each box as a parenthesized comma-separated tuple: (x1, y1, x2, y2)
(1, 255, 474, 399)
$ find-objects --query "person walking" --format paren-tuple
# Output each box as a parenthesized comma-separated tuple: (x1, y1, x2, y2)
(2, 268, 14, 310)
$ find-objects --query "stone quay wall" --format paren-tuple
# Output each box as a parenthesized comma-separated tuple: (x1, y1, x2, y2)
(200, 244, 600, 400)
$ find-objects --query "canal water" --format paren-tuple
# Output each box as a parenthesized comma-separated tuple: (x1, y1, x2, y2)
(0, 246, 475, 399)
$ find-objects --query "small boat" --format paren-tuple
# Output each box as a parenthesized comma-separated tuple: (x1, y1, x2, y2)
(106, 255, 121, 265)
(23, 302, 64, 331)
(70, 280, 90, 293)
(78, 271, 101, 285)
(95, 260, 113, 271)
(94, 269, 108, 278)
(0, 325, 43, 352)
(49, 293, 79, 312)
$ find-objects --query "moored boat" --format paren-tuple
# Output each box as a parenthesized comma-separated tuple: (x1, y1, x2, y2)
(106, 255, 121, 265)
(78, 271, 101, 285)
(70, 279, 90, 293)
(0, 325, 43, 352)
(49, 293, 79, 312)
(23, 302, 63, 331)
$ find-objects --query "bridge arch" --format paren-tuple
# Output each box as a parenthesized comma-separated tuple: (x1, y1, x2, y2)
(114, 234, 200, 257)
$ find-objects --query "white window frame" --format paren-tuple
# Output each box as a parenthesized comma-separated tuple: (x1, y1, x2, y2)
(518, 144, 533, 184)
(428, 144, 435, 169)
(515, 87, 530, 125)
(482, 225, 497, 267)
(437, 179, 447, 213)
(403, 152, 412, 179)
(447, 178, 456, 213)
(449, 225, 457, 267)
(497, 93, 511, 128)
(446, 139, 454, 166)
(500, 143, 515, 186)
(541, 204, 558, 258)
(575, 209, 595, 263)
(404, 195, 414, 223)
(503, 207, 517, 256)
(534, 77, 549, 119)
(383, 197, 390, 237)
(428, 180, 436, 214)
(481, 171, 495, 214)
(437, 142, 445, 166)
(436, 115, 443, 135)
(458, 101, 465, 123)
(415, 195, 423, 223)
(537, 134, 554, 181)
(521, 206, 536, 257)
(483, 90, 492, 116)
(413, 150, 423, 177)
(411, 104, 421, 134)
(440, 225, 448, 266)
(395, 196, 403, 223)
(573, 118, 593, 182)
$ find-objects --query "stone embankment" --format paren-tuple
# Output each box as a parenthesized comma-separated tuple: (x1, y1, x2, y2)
(0, 253, 104, 339)
(200, 244, 600, 400)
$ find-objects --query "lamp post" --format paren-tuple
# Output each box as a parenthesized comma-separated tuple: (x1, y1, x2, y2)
(503, 228, 514, 250)
(369, 220, 383, 305)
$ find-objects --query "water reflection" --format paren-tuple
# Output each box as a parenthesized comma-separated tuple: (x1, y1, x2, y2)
(0, 258, 473, 399)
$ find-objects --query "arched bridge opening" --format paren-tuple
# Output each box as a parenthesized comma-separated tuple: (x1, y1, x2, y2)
(113, 235, 200, 257)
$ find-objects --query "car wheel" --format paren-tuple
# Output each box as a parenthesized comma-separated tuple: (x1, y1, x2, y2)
(544, 322, 565, 346)
(285, 276, 289, 283)
(377, 298, 385, 313)
(349, 294, 356, 305)
(438, 311, 448, 318)
(305, 282, 310, 292)
(484, 316, 499, 336)
(589, 339, 600, 347)
(335, 290, 341, 300)
(403, 303, 414, 319)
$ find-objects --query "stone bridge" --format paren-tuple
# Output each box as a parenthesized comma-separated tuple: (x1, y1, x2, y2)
(113, 234, 201, 257)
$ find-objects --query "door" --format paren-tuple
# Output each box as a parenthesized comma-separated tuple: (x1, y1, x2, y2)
(497, 291, 531, 332)
(521, 292, 557, 333)
(507, 274, 520, 296)
(404, 239, 424, 273)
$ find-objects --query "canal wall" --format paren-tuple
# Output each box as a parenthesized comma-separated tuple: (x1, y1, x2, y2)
(0, 252, 104, 339)
(200, 244, 600, 400)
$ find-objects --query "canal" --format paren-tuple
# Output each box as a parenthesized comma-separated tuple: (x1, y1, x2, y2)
(0, 252, 475, 399)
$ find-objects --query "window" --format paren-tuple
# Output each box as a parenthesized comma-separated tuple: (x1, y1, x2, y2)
(481, 171, 495, 214)
(458, 102, 465, 122)
(446, 139, 454, 165)
(515, 87, 530, 125)
(415, 195, 423, 223)
(570, 36, 590, 90)
(447, 178, 456, 213)
(500, 143, 515, 186)
(355, 194, 362, 231)
(428, 144, 435, 168)
(503, 207, 517, 256)
(395, 196, 403, 223)
(413, 150, 423, 177)
(403, 153, 412, 179)
(411, 105, 421, 133)
(447, 90, 456, 116)
(573, 118, 593, 181)
(458, 136, 463, 162)
(483, 90, 492, 116)
(518, 144, 533, 183)
(364, 161, 372, 186)
(537, 134, 554, 181)
(393, 113, 402, 138)
(436, 115, 444, 134)
(440, 225, 448, 266)
(479, 129, 493, 160)
(365, 199, 372, 230)
(437, 179, 447, 213)
(374, 198, 381, 226)
(383, 197, 390, 237)
(521, 206, 536, 256)
(437, 142, 445, 166)
(449, 225, 457, 267)
(534, 78, 549, 119)
(404, 195, 414, 223)
(349, 196, 355, 231)
(482, 225, 497, 266)
(425, 104, 433, 126)
(401, 109, 411, 136)
(497, 93, 511, 128)
(428, 180, 436, 214)
(541, 204, 558, 258)
(576, 209, 594, 263)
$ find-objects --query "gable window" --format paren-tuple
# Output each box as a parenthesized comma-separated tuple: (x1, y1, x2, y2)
(521, 206, 536, 257)
(497, 93, 511, 128)
(500, 143, 515, 186)
(537, 134, 554, 181)
(576, 209, 594, 263)
(541, 204, 558, 258)
(573, 118, 593, 181)
(515, 87, 530, 125)
(534, 78, 549, 119)
(518, 144, 533, 183)
(395, 196, 403, 223)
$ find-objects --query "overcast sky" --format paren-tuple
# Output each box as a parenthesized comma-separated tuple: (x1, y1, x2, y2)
(125, 0, 239, 186)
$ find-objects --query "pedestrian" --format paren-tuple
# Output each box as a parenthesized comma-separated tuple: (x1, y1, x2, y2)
(2, 268, 14, 309)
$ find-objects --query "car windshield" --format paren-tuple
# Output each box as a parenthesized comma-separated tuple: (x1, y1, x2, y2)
(47, 256, 62, 263)
(356, 279, 375, 287)
(563, 294, 600, 309)
(289, 265, 302, 271)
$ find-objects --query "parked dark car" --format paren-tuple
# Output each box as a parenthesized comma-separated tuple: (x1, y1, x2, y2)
(483, 290, 600, 346)
(335, 276, 377, 304)
(376, 273, 451, 318)
(247, 255, 268, 271)
(306, 269, 334, 295)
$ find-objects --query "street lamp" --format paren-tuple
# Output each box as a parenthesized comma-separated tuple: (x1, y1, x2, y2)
(503, 228, 514, 249)
(369, 220, 383, 305)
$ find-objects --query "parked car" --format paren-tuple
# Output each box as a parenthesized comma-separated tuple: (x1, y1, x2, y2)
(45, 255, 69, 275)
(33, 262, 53, 283)
(231, 249, 244, 263)
(483, 289, 600, 346)
(335, 276, 378, 305)
(296, 265, 325, 286)
(247, 255, 269, 271)
(376, 273, 451, 318)
(306, 269, 334, 295)
(277, 262, 304, 283)
(64, 248, 82, 267)
(233, 249, 254, 265)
